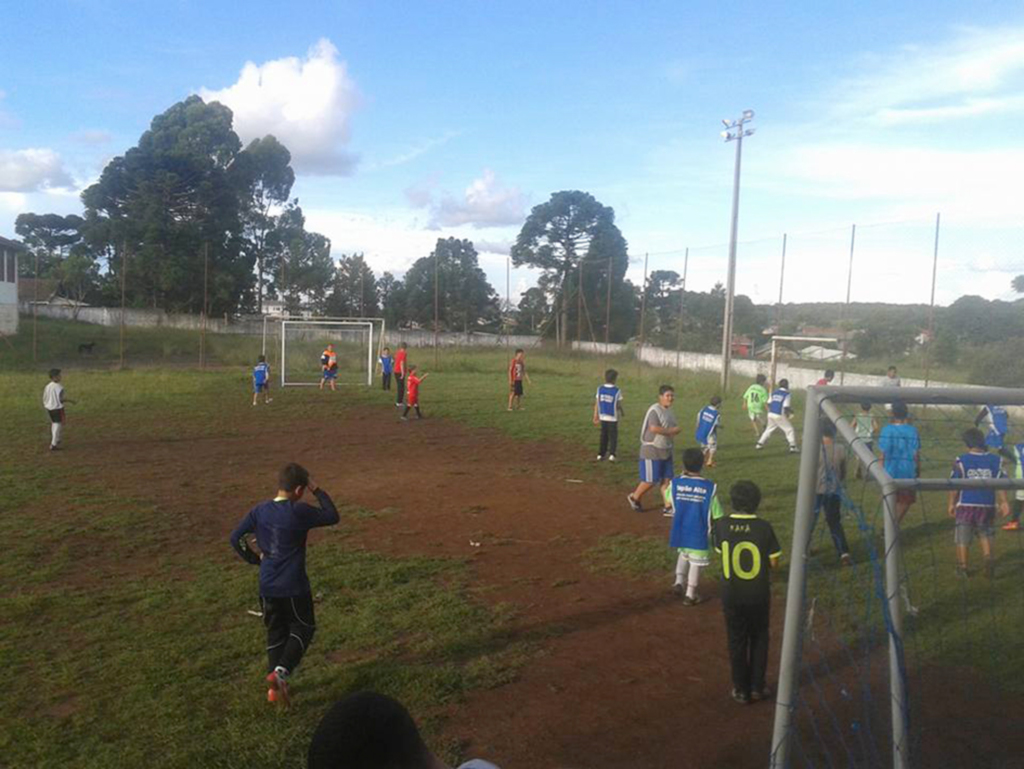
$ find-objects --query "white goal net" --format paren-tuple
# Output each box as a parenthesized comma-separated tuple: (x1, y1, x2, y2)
(279, 320, 375, 387)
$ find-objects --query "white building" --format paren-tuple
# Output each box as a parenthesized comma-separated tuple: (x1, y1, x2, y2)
(0, 236, 24, 336)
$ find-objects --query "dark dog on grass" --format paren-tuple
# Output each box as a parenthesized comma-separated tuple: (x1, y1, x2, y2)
(77, 342, 96, 355)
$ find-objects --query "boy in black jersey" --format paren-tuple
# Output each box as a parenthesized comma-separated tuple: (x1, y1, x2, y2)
(713, 480, 782, 704)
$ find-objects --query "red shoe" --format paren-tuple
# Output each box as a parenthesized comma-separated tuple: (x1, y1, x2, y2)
(1002, 520, 1021, 532)
(266, 669, 290, 706)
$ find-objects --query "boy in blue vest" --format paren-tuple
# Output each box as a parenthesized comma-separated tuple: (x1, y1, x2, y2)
(975, 404, 1009, 449)
(695, 396, 723, 468)
(666, 447, 724, 605)
(252, 354, 272, 406)
(755, 379, 798, 453)
(593, 368, 624, 462)
(998, 440, 1024, 531)
(948, 428, 1010, 578)
(229, 463, 340, 705)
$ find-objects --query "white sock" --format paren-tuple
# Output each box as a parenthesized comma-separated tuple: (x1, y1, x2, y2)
(274, 665, 289, 680)
(675, 553, 689, 586)
(51, 422, 62, 447)
(686, 564, 702, 599)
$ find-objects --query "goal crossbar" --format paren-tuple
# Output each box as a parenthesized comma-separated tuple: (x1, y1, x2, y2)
(280, 319, 375, 387)
(771, 384, 1024, 769)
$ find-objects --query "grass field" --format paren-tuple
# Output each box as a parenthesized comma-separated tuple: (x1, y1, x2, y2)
(2, 318, 1022, 767)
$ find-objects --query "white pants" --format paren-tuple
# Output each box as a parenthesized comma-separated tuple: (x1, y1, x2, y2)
(51, 421, 63, 447)
(758, 412, 796, 448)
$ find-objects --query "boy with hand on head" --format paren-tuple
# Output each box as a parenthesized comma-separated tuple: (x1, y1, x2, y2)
(43, 368, 75, 451)
(742, 374, 769, 437)
(401, 365, 429, 421)
(229, 463, 339, 706)
(252, 354, 272, 406)
(713, 480, 782, 705)
(756, 378, 798, 453)
(665, 447, 724, 606)
(628, 385, 681, 513)
(695, 396, 723, 468)
(507, 348, 531, 411)
(378, 346, 394, 391)
(878, 402, 920, 524)
(949, 428, 1010, 578)
(320, 344, 338, 391)
(593, 368, 624, 462)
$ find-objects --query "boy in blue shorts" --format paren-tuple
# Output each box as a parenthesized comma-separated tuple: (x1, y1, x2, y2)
(320, 344, 338, 391)
(948, 428, 1010, 578)
(229, 463, 340, 706)
(878, 402, 920, 523)
(695, 395, 722, 468)
(593, 368, 624, 462)
(252, 354, 272, 406)
(666, 447, 724, 605)
(627, 385, 681, 513)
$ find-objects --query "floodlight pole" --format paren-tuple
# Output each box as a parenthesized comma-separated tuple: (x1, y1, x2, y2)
(924, 212, 941, 387)
(720, 110, 755, 393)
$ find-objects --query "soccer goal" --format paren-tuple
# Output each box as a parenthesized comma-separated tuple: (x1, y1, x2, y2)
(770, 386, 1024, 769)
(275, 318, 381, 387)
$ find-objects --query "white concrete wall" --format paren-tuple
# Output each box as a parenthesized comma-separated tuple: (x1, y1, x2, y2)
(0, 248, 17, 335)
(383, 328, 538, 349)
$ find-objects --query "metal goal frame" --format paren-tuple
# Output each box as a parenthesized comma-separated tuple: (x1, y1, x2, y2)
(279, 319, 376, 387)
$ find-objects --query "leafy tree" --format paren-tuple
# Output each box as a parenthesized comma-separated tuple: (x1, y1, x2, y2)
(232, 136, 295, 313)
(516, 287, 550, 334)
(403, 238, 499, 332)
(326, 253, 378, 317)
(512, 191, 628, 346)
(267, 202, 334, 313)
(15, 213, 85, 278)
(377, 272, 407, 328)
(1013, 275, 1024, 294)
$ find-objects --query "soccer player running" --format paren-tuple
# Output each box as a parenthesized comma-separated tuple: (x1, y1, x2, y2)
(742, 374, 769, 437)
(627, 385, 681, 513)
(713, 480, 782, 705)
(695, 396, 722, 468)
(666, 447, 724, 605)
(252, 354, 272, 406)
(394, 342, 408, 407)
(43, 368, 75, 451)
(948, 428, 1010, 578)
(229, 463, 339, 706)
(755, 378, 798, 453)
(320, 344, 338, 391)
(878, 401, 921, 523)
(507, 348, 531, 411)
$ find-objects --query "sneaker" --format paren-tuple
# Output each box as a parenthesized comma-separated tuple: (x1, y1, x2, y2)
(626, 494, 643, 512)
(49, 445, 61, 451)
(788, 446, 800, 454)
(1002, 520, 1021, 531)
(662, 507, 674, 518)
(681, 594, 704, 607)
(840, 553, 854, 567)
(595, 455, 604, 461)
(751, 686, 773, 702)
(608, 455, 616, 463)
(754, 444, 763, 450)
(400, 416, 408, 422)
(266, 669, 290, 706)
(731, 688, 750, 704)
(672, 583, 685, 596)
(266, 398, 273, 403)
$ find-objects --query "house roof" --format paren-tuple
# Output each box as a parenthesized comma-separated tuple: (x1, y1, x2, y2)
(0, 235, 27, 251)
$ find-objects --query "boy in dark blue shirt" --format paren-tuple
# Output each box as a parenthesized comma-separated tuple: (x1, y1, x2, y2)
(948, 428, 1009, 578)
(229, 463, 340, 705)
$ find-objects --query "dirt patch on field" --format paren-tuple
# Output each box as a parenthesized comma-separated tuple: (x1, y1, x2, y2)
(38, 401, 1024, 768)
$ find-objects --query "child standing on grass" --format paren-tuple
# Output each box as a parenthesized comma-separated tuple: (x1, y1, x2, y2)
(695, 396, 723, 468)
(878, 402, 920, 523)
(948, 428, 1010, 578)
(252, 355, 272, 406)
(43, 368, 74, 451)
(394, 342, 408, 406)
(816, 421, 853, 566)
(401, 365, 429, 421)
(229, 463, 339, 706)
(998, 440, 1024, 532)
(593, 368, 624, 462)
(320, 344, 338, 392)
(742, 374, 769, 437)
(666, 447, 724, 606)
(851, 403, 877, 479)
(627, 385, 681, 514)
(713, 480, 782, 705)
(378, 347, 394, 391)
(507, 348, 531, 411)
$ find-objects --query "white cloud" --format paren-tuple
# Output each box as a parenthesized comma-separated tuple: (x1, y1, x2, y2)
(417, 169, 527, 229)
(200, 39, 359, 175)
(71, 129, 113, 145)
(372, 131, 461, 170)
(475, 239, 511, 255)
(0, 148, 73, 192)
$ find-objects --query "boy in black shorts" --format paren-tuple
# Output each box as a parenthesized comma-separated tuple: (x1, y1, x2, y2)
(713, 480, 782, 704)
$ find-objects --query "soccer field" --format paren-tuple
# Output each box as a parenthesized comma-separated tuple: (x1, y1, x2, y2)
(2, 339, 1022, 768)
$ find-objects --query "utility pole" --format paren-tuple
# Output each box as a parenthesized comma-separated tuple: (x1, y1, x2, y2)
(838, 224, 856, 384)
(924, 212, 941, 387)
(604, 254, 612, 354)
(719, 109, 755, 393)
(637, 252, 649, 377)
(200, 241, 209, 369)
(32, 249, 39, 364)
(119, 240, 128, 369)
(775, 233, 787, 332)
(676, 247, 689, 371)
(433, 247, 439, 368)
(506, 255, 511, 352)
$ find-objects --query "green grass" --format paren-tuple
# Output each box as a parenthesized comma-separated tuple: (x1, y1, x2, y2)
(1, 318, 1021, 767)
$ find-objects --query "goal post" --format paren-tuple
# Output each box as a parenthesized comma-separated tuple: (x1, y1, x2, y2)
(770, 385, 1024, 769)
(279, 319, 376, 387)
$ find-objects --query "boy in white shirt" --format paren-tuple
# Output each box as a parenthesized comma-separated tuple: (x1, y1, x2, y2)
(43, 368, 75, 451)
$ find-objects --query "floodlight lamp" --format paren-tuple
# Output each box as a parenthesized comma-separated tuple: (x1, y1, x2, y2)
(721, 130, 731, 140)
(745, 127, 756, 137)
(743, 109, 755, 120)
(722, 119, 732, 128)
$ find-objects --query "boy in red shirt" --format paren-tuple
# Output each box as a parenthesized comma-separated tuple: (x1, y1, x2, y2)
(394, 342, 408, 407)
(507, 348, 531, 411)
(401, 365, 429, 420)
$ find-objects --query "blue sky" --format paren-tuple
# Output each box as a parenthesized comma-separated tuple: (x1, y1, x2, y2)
(1, 1, 1022, 305)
